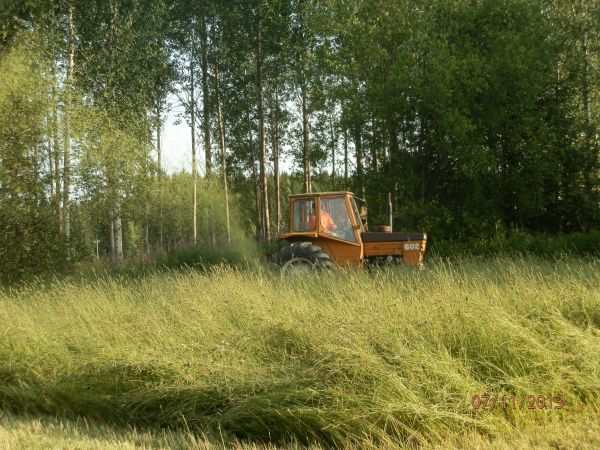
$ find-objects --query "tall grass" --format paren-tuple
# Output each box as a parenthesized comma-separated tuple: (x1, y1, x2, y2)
(1, 257, 599, 448)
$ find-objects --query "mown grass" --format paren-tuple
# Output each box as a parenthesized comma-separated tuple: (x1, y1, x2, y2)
(0, 257, 599, 448)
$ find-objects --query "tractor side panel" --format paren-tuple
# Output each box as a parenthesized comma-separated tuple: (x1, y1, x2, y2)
(313, 238, 362, 267)
(363, 240, 426, 266)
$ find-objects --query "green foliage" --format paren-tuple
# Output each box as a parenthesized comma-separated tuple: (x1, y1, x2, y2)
(429, 230, 600, 258)
(0, 259, 599, 447)
(338, 0, 599, 238)
(0, 40, 71, 283)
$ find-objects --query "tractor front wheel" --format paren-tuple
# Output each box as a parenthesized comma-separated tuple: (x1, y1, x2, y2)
(271, 241, 335, 274)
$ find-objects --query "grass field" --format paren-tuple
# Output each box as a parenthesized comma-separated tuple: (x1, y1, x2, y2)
(1, 257, 599, 448)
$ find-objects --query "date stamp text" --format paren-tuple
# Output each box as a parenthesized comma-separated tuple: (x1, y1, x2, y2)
(470, 393, 565, 411)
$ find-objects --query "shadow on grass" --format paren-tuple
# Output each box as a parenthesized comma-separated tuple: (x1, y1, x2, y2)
(0, 359, 350, 448)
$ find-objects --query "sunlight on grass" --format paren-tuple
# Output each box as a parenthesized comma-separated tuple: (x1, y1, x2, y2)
(0, 257, 599, 448)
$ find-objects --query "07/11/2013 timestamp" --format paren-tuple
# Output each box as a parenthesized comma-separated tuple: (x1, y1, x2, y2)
(471, 394, 565, 411)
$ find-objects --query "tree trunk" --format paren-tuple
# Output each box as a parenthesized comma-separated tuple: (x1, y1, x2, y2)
(201, 17, 212, 177)
(354, 125, 363, 192)
(582, 33, 592, 140)
(108, 0, 123, 266)
(389, 121, 399, 166)
(269, 85, 281, 235)
(110, 211, 115, 261)
(113, 200, 123, 265)
(301, 83, 311, 193)
(252, 156, 262, 241)
(214, 55, 231, 245)
(248, 114, 262, 241)
(62, 5, 74, 244)
(156, 102, 163, 251)
(51, 64, 62, 233)
(330, 115, 336, 190)
(110, 168, 123, 267)
(47, 137, 53, 199)
(256, 8, 270, 243)
(190, 32, 198, 245)
(144, 224, 150, 255)
(370, 115, 379, 172)
(344, 128, 348, 189)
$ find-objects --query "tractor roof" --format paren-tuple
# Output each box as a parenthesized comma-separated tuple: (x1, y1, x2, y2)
(289, 191, 355, 198)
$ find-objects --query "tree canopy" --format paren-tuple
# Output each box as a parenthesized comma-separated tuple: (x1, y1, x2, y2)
(0, 0, 598, 281)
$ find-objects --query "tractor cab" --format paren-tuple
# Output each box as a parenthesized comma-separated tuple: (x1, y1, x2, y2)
(284, 192, 361, 243)
(272, 191, 427, 272)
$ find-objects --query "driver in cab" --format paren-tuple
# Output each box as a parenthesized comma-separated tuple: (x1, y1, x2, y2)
(308, 200, 337, 233)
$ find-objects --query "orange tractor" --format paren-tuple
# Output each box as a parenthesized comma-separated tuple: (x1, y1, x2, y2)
(270, 191, 427, 273)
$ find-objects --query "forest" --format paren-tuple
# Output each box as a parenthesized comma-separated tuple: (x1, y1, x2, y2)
(1, 0, 599, 281)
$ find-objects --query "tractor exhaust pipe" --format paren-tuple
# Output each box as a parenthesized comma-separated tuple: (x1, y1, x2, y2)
(387, 192, 393, 232)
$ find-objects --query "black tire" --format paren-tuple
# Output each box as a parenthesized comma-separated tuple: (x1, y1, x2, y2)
(271, 241, 335, 274)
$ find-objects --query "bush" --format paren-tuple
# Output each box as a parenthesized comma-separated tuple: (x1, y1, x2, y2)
(159, 243, 261, 270)
(428, 231, 600, 258)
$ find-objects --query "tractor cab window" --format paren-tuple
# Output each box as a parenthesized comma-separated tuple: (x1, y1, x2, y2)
(350, 197, 364, 231)
(292, 198, 316, 232)
(320, 197, 356, 243)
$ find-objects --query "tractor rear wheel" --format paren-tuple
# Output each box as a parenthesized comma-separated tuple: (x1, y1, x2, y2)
(271, 241, 335, 274)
